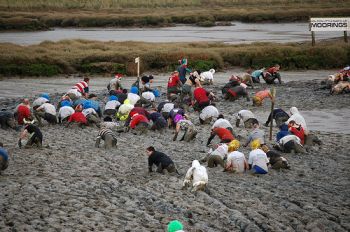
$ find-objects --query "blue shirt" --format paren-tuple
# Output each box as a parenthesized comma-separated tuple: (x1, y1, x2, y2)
(0, 147, 9, 161)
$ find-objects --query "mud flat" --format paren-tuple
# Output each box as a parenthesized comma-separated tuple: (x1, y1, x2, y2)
(0, 71, 349, 231)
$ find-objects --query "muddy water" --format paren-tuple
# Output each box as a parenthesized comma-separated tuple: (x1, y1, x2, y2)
(0, 22, 342, 45)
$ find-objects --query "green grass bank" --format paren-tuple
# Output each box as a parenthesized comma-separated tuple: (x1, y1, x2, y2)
(0, 39, 349, 77)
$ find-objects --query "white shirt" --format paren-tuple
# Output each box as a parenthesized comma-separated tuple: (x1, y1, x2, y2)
(100, 121, 120, 130)
(82, 108, 97, 116)
(209, 143, 228, 159)
(127, 93, 140, 105)
(227, 151, 246, 173)
(118, 104, 134, 115)
(212, 118, 233, 129)
(278, 135, 301, 146)
(162, 103, 174, 113)
(141, 91, 155, 102)
(32, 97, 49, 107)
(67, 88, 82, 98)
(248, 149, 269, 172)
(184, 160, 208, 187)
(58, 106, 74, 119)
(200, 71, 214, 81)
(105, 100, 121, 111)
(37, 103, 56, 115)
(236, 110, 256, 122)
(199, 105, 219, 120)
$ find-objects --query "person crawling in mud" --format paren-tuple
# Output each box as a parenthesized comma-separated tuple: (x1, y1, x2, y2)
(95, 127, 118, 149)
(234, 109, 257, 128)
(222, 82, 250, 102)
(0, 110, 17, 130)
(180, 71, 201, 103)
(183, 160, 209, 192)
(244, 121, 265, 148)
(252, 88, 274, 107)
(261, 146, 290, 170)
(264, 108, 290, 127)
(212, 114, 234, 133)
(192, 86, 215, 111)
(225, 140, 249, 173)
(146, 146, 178, 174)
(66, 105, 88, 128)
(172, 115, 197, 142)
(19, 119, 43, 148)
(263, 64, 282, 84)
(200, 69, 215, 85)
(167, 71, 182, 101)
(206, 127, 235, 147)
(199, 105, 219, 124)
(331, 81, 350, 95)
(0, 142, 9, 174)
(248, 140, 269, 174)
(201, 142, 228, 168)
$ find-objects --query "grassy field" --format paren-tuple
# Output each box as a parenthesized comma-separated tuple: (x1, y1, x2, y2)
(0, 0, 349, 30)
(0, 39, 348, 76)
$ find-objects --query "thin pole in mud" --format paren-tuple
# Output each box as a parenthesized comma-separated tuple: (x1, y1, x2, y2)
(344, 31, 348, 43)
(135, 57, 140, 92)
(311, 31, 315, 46)
(269, 87, 276, 141)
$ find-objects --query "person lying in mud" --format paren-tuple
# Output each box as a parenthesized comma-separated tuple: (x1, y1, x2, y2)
(85, 94, 102, 118)
(129, 113, 150, 134)
(331, 81, 350, 95)
(222, 84, 250, 102)
(0, 142, 9, 174)
(34, 102, 57, 126)
(263, 64, 282, 84)
(199, 105, 219, 124)
(252, 89, 274, 106)
(225, 140, 249, 173)
(276, 123, 291, 142)
(261, 145, 290, 170)
(244, 121, 266, 148)
(248, 140, 269, 174)
(0, 110, 17, 130)
(235, 109, 257, 128)
(146, 146, 179, 174)
(149, 109, 167, 131)
(172, 116, 197, 142)
(15, 98, 32, 125)
(276, 134, 306, 154)
(19, 119, 43, 148)
(183, 160, 209, 192)
(250, 68, 265, 83)
(206, 127, 235, 147)
(192, 86, 215, 111)
(66, 105, 88, 128)
(212, 114, 234, 133)
(180, 71, 202, 103)
(201, 142, 228, 168)
(264, 108, 289, 127)
(200, 69, 215, 85)
(167, 71, 182, 101)
(95, 127, 118, 149)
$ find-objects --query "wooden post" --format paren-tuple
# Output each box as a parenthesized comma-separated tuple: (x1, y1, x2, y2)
(269, 87, 276, 141)
(311, 31, 315, 46)
(135, 57, 140, 93)
(344, 31, 348, 43)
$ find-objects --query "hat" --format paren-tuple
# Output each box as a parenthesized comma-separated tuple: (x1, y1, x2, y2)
(40, 93, 50, 101)
(109, 95, 118, 101)
(60, 100, 72, 107)
(252, 96, 262, 106)
(168, 220, 183, 232)
(250, 139, 261, 150)
(228, 140, 240, 152)
(130, 86, 139, 94)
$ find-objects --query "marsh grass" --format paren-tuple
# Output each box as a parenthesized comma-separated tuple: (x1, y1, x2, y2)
(0, 39, 348, 76)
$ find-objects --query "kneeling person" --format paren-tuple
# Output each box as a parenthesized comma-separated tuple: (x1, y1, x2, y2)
(146, 146, 178, 174)
(95, 128, 118, 149)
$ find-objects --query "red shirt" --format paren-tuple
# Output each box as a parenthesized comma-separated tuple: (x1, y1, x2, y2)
(17, 105, 31, 125)
(167, 74, 181, 88)
(130, 114, 149, 129)
(73, 81, 88, 93)
(289, 127, 305, 145)
(267, 67, 278, 74)
(193, 88, 209, 104)
(213, 128, 234, 141)
(129, 107, 149, 118)
(68, 112, 87, 124)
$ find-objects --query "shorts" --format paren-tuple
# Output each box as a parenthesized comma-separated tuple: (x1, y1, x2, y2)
(252, 165, 268, 174)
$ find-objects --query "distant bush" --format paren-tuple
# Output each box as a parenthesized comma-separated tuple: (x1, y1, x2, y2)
(196, 20, 215, 27)
(0, 63, 60, 76)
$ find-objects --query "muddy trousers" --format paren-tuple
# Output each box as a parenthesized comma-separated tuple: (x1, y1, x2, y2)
(207, 155, 224, 168)
(156, 163, 177, 174)
(95, 134, 117, 149)
(283, 141, 305, 153)
(181, 127, 197, 142)
(0, 156, 8, 171)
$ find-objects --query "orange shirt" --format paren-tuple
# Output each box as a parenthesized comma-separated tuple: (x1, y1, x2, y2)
(255, 90, 271, 100)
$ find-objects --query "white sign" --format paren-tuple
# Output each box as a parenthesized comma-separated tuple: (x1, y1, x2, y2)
(135, 57, 140, 63)
(310, 18, 350, 32)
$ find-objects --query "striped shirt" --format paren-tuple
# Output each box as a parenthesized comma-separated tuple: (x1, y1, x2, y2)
(96, 128, 118, 141)
(73, 81, 89, 93)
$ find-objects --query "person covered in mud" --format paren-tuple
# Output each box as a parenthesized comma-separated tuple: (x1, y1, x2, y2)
(276, 134, 306, 154)
(177, 58, 191, 84)
(0, 110, 17, 130)
(149, 109, 167, 131)
(201, 142, 228, 168)
(244, 121, 265, 147)
(129, 113, 150, 134)
(200, 68, 215, 85)
(0, 142, 9, 174)
(252, 88, 274, 106)
(225, 140, 249, 173)
(34, 101, 57, 126)
(199, 105, 219, 124)
(222, 84, 250, 102)
(264, 108, 290, 127)
(251, 68, 265, 83)
(193, 86, 215, 111)
(167, 71, 182, 101)
(212, 114, 234, 133)
(103, 95, 121, 118)
(206, 127, 235, 147)
(183, 160, 209, 192)
(15, 98, 32, 125)
(66, 105, 88, 128)
(108, 74, 123, 95)
(146, 146, 178, 174)
(331, 81, 350, 95)
(248, 139, 269, 174)
(235, 109, 257, 128)
(172, 116, 197, 142)
(261, 146, 290, 170)
(95, 127, 118, 149)
(263, 64, 282, 84)
(239, 72, 255, 88)
(19, 119, 43, 148)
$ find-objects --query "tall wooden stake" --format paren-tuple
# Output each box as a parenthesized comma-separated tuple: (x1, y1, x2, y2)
(311, 31, 315, 46)
(269, 87, 276, 141)
(344, 31, 348, 43)
(135, 57, 140, 93)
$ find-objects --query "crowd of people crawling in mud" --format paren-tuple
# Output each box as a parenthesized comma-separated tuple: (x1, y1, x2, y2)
(318, 65, 350, 94)
(0, 60, 347, 231)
